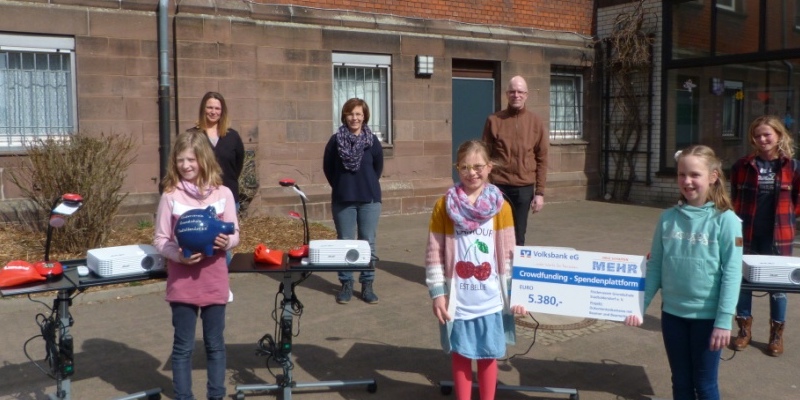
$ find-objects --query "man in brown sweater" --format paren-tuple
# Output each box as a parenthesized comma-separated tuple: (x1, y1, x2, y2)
(481, 75, 549, 245)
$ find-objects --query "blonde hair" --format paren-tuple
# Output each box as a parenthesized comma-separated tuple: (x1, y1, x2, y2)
(675, 145, 733, 212)
(748, 115, 794, 158)
(455, 140, 492, 166)
(196, 91, 230, 138)
(161, 131, 223, 193)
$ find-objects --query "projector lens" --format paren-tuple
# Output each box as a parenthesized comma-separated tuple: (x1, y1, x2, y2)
(142, 256, 154, 270)
(345, 249, 359, 263)
(791, 268, 800, 284)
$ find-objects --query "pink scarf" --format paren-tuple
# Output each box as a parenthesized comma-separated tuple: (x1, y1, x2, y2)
(180, 180, 213, 200)
(445, 183, 504, 231)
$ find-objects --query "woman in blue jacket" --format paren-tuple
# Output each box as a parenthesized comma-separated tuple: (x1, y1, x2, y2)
(323, 98, 383, 304)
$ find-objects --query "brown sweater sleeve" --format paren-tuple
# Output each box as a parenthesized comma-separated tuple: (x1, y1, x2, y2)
(482, 108, 549, 191)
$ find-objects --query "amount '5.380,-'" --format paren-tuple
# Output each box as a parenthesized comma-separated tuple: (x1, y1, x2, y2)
(527, 294, 561, 306)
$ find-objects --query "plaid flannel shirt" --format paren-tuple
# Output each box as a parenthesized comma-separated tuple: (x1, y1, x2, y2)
(730, 154, 800, 255)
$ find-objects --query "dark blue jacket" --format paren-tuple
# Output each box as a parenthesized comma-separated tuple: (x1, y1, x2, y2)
(323, 133, 383, 204)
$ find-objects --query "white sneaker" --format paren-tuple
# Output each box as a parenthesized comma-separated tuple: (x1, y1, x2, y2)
(228, 289, 234, 303)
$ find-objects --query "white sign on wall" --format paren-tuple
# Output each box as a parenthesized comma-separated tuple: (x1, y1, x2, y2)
(510, 247, 646, 322)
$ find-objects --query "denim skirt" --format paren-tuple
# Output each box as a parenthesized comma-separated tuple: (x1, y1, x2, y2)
(449, 311, 505, 359)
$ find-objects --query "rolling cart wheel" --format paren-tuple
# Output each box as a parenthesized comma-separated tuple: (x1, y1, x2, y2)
(235, 391, 246, 400)
(440, 385, 452, 395)
(367, 382, 377, 393)
(570, 393, 579, 400)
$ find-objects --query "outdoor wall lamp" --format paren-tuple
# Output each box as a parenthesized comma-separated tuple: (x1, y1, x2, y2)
(416, 55, 434, 76)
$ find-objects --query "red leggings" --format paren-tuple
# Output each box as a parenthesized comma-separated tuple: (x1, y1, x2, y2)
(451, 352, 498, 400)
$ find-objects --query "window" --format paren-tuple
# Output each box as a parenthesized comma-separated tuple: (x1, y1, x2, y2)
(690, 0, 738, 11)
(675, 75, 700, 153)
(721, 80, 743, 139)
(796, 0, 800, 29)
(715, 0, 735, 12)
(0, 33, 76, 150)
(332, 53, 391, 143)
(692, 0, 736, 11)
(550, 67, 584, 140)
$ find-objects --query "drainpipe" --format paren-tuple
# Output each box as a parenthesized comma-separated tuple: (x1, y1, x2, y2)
(783, 60, 793, 129)
(782, 0, 794, 130)
(158, 0, 171, 193)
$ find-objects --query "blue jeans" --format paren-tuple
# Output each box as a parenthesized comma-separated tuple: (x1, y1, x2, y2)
(331, 201, 381, 283)
(225, 202, 241, 266)
(737, 235, 787, 322)
(171, 303, 226, 400)
(495, 184, 534, 246)
(737, 291, 788, 321)
(661, 311, 721, 400)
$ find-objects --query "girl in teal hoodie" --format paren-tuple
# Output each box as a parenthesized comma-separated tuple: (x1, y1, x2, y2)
(625, 145, 743, 400)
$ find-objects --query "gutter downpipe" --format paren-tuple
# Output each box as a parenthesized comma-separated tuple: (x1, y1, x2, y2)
(158, 0, 171, 194)
(782, 0, 794, 131)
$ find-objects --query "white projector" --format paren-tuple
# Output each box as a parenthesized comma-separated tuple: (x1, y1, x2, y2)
(742, 255, 800, 285)
(87, 244, 166, 278)
(308, 240, 371, 266)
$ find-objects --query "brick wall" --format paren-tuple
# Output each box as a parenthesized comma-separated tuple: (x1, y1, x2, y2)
(251, 0, 593, 36)
(170, 7, 595, 220)
(673, 2, 800, 59)
(0, 2, 164, 200)
(0, 0, 597, 223)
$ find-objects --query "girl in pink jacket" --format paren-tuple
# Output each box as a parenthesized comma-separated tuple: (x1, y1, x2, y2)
(154, 130, 240, 400)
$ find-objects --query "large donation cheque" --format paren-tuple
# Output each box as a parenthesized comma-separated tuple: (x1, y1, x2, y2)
(510, 247, 646, 322)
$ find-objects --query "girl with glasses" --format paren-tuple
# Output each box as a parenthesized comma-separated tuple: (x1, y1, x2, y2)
(426, 140, 526, 400)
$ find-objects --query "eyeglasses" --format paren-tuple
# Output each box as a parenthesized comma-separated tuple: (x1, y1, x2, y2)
(506, 90, 528, 95)
(454, 163, 488, 174)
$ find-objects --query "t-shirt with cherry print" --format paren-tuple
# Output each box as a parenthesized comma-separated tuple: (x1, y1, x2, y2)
(452, 218, 503, 320)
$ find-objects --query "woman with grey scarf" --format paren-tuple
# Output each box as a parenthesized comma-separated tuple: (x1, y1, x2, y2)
(322, 98, 384, 304)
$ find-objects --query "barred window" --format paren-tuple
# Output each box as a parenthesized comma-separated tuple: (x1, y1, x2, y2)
(0, 33, 76, 150)
(550, 67, 584, 140)
(332, 53, 391, 143)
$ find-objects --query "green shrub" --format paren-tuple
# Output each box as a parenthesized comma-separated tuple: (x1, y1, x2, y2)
(8, 134, 137, 255)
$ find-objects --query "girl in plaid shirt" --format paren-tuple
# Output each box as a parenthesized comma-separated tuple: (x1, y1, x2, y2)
(729, 115, 800, 357)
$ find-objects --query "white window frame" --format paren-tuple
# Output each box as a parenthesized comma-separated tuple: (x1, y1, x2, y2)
(715, 0, 736, 12)
(332, 52, 392, 143)
(549, 69, 584, 140)
(692, 0, 737, 12)
(795, 0, 800, 29)
(0, 33, 77, 151)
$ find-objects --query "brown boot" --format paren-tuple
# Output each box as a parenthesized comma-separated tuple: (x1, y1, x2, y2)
(731, 316, 753, 351)
(767, 320, 785, 357)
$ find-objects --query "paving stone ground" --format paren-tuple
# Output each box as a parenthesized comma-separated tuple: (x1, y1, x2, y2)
(2, 201, 798, 400)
